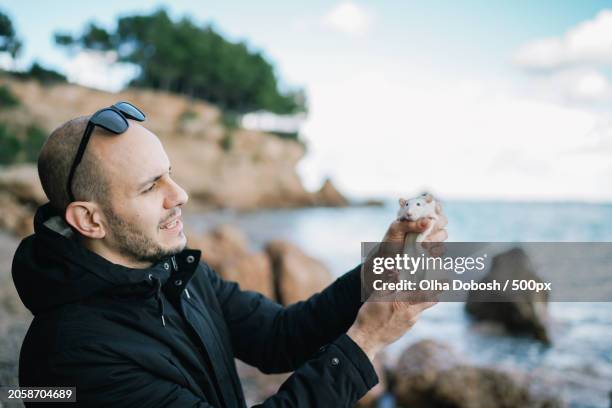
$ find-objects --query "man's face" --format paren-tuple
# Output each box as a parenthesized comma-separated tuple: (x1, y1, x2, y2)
(92, 121, 189, 265)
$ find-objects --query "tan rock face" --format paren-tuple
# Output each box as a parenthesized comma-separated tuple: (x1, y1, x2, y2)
(0, 164, 47, 205)
(0, 164, 44, 237)
(314, 178, 349, 207)
(265, 240, 333, 305)
(218, 252, 275, 299)
(0, 192, 34, 237)
(0, 78, 349, 212)
(187, 225, 250, 271)
(187, 226, 274, 299)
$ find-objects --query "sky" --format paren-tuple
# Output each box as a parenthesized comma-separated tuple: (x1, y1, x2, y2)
(2, 1, 612, 202)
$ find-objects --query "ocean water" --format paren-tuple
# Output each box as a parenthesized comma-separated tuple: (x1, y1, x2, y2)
(184, 200, 612, 408)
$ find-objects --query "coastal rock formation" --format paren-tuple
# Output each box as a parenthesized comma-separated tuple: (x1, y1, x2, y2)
(187, 226, 334, 304)
(218, 252, 275, 299)
(187, 226, 274, 298)
(392, 339, 561, 408)
(0, 78, 350, 212)
(265, 240, 333, 305)
(313, 178, 349, 207)
(0, 164, 45, 237)
(0, 164, 46, 205)
(465, 248, 551, 344)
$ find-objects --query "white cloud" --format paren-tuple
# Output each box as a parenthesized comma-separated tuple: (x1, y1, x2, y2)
(514, 10, 612, 107)
(524, 68, 612, 103)
(514, 9, 612, 69)
(298, 70, 612, 202)
(322, 2, 373, 36)
(64, 50, 137, 92)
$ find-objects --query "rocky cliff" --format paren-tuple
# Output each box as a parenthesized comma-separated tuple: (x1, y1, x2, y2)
(0, 76, 349, 213)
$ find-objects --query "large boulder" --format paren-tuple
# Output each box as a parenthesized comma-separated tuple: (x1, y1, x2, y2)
(0, 164, 47, 205)
(265, 240, 333, 305)
(0, 192, 34, 238)
(0, 164, 44, 237)
(218, 252, 275, 299)
(392, 340, 561, 408)
(312, 178, 349, 207)
(188, 226, 275, 299)
(465, 248, 550, 344)
(187, 225, 250, 272)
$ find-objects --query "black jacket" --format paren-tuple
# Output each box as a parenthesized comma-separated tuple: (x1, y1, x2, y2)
(12, 203, 377, 407)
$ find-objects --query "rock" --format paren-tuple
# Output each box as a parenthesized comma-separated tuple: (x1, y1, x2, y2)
(312, 178, 349, 207)
(265, 240, 333, 305)
(0, 78, 349, 212)
(0, 192, 34, 238)
(187, 226, 275, 299)
(465, 248, 551, 344)
(187, 225, 250, 272)
(0, 164, 47, 205)
(218, 252, 275, 299)
(392, 340, 562, 408)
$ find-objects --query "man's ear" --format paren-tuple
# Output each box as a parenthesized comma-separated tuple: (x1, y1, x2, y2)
(64, 202, 106, 239)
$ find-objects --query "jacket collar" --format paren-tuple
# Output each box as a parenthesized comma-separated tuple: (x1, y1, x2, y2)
(34, 202, 201, 282)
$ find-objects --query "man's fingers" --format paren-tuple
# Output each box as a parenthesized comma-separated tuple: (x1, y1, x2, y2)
(423, 229, 448, 243)
(390, 218, 430, 235)
(435, 214, 448, 229)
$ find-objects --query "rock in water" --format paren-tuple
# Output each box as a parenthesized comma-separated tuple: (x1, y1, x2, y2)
(392, 340, 562, 408)
(465, 247, 551, 344)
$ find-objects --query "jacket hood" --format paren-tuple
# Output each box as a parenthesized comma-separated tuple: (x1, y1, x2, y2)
(12, 203, 179, 315)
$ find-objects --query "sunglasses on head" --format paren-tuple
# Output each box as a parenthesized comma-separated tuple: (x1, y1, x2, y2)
(66, 101, 146, 203)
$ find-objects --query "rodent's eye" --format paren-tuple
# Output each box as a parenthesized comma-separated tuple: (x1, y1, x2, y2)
(416, 202, 421, 206)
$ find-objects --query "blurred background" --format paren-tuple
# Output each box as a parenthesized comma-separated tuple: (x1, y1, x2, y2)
(0, 1, 611, 407)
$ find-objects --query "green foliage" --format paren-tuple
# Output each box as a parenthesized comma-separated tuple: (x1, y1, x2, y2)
(54, 8, 307, 114)
(0, 124, 20, 164)
(220, 132, 234, 151)
(221, 112, 240, 130)
(178, 108, 199, 123)
(0, 123, 47, 165)
(22, 125, 47, 162)
(9, 62, 67, 84)
(0, 9, 22, 59)
(0, 85, 19, 107)
(25, 62, 66, 84)
(268, 131, 299, 142)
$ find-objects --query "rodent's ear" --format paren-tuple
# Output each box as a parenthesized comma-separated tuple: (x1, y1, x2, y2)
(399, 198, 406, 207)
(424, 194, 433, 203)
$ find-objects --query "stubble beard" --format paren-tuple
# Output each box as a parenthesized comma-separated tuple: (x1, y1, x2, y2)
(104, 208, 186, 265)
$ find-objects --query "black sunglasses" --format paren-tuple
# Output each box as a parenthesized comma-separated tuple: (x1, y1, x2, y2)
(66, 101, 146, 202)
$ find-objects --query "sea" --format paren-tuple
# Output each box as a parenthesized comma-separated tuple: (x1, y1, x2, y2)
(184, 200, 612, 408)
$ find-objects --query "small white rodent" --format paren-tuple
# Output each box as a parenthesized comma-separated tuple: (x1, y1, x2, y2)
(397, 193, 438, 247)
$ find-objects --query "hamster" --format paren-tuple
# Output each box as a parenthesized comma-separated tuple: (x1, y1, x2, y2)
(397, 193, 438, 246)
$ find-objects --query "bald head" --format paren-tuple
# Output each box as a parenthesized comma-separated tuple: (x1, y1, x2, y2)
(38, 116, 110, 213)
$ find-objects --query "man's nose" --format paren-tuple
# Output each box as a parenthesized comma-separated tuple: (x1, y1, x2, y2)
(164, 178, 189, 208)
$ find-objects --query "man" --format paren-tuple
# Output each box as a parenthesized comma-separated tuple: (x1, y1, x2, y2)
(12, 102, 448, 407)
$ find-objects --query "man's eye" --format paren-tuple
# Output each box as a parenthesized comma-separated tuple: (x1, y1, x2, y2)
(143, 184, 155, 193)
